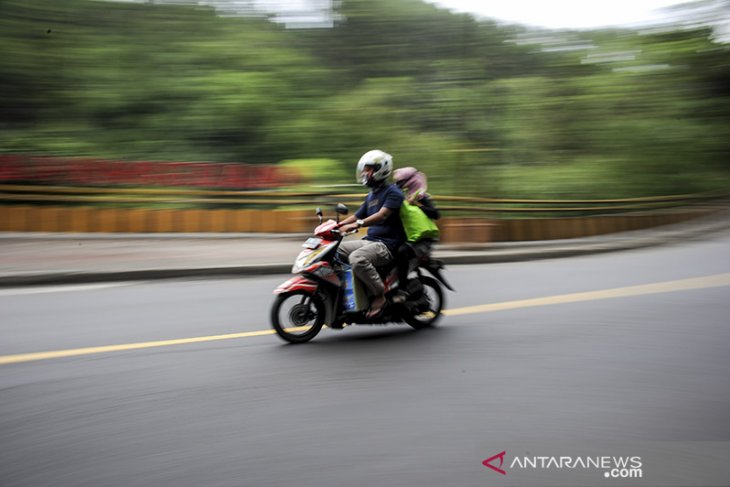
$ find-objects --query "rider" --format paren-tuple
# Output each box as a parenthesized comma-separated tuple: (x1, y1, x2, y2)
(338, 150, 406, 318)
(392, 167, 440, 299)
(393, 166, 440, 220)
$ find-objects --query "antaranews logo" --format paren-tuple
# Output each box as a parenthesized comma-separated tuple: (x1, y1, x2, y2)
(482, 451, 643, 479)
(482, 451, 507, 475)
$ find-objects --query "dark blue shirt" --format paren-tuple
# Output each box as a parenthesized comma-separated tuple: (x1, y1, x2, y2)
(355, 183, 406, 251)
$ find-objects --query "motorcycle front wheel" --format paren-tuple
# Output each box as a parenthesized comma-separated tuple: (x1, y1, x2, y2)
(404, 276, 444, 330)
(270, 291, 325, 343)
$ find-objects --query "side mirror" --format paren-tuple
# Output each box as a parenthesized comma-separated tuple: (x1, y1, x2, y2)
(335, 203, 348, 223)
(316, 207, 323, 223)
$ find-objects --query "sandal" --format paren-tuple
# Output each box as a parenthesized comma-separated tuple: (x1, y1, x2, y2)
(366, 296, 386, 319)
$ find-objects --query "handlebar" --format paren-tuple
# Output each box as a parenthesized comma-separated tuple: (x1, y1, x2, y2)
(330, 227, 359, 237)
(314, 219, 359, 239)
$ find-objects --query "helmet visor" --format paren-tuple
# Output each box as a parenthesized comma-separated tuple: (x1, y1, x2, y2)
(357, 164, 381, 186)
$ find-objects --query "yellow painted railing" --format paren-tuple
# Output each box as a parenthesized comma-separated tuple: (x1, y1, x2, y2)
(0, 185, 724, 242)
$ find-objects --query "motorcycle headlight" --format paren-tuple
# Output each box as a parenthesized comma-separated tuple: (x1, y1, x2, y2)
(292, 246, 328, 274)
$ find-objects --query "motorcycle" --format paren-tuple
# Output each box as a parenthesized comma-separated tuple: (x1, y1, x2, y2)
(270, 204, 454, 343)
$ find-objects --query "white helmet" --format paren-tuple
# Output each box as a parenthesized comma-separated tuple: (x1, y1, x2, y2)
(356, 149, 393, 187)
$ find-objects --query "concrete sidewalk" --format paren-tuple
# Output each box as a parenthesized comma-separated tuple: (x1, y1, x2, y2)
(1, 209, 728, 287)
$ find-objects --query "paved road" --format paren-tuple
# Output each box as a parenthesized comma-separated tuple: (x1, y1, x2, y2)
(1, 232, 729, 486)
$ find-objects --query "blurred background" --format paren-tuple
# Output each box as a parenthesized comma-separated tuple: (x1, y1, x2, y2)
(0, 0, 729, 199)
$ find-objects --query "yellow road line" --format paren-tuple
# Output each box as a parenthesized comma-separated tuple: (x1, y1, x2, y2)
(444, 272, 730, 317)
(0, 330, 275, 366)
(1, 273, 729, 366)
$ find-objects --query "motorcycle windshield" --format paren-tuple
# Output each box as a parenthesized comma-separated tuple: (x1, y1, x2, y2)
(302, 237, 322, 249)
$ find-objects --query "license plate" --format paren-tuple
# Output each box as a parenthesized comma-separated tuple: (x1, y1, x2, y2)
(302, 237, 322, 249)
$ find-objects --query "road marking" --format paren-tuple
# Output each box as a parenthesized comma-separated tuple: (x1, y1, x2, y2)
(443, 272, 730, 316)
(0, 330, 276, 365)
(0, 282, 142, 297)
(1, 273, 729, 366)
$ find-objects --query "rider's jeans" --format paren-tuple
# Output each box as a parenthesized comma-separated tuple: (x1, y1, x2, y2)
(338, 240, 393, 297)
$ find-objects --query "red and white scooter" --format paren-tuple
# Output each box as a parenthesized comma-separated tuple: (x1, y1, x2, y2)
(270, 204, 453, 343)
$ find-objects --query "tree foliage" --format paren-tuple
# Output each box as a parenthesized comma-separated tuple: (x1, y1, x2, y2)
(0, 0, 728, 197)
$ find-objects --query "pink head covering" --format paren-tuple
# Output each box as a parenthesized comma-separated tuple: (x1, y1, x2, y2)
(393, 167, 427, 200)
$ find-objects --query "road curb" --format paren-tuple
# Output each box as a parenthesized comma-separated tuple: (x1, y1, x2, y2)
(0, 240, 684, 287)
(1, 211, 727, 288)
(0, 264, 295, 288)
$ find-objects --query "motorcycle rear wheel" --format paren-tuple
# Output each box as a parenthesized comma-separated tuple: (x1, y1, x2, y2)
(404, 276, 444, 330)
(271, 291, 325, 343)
